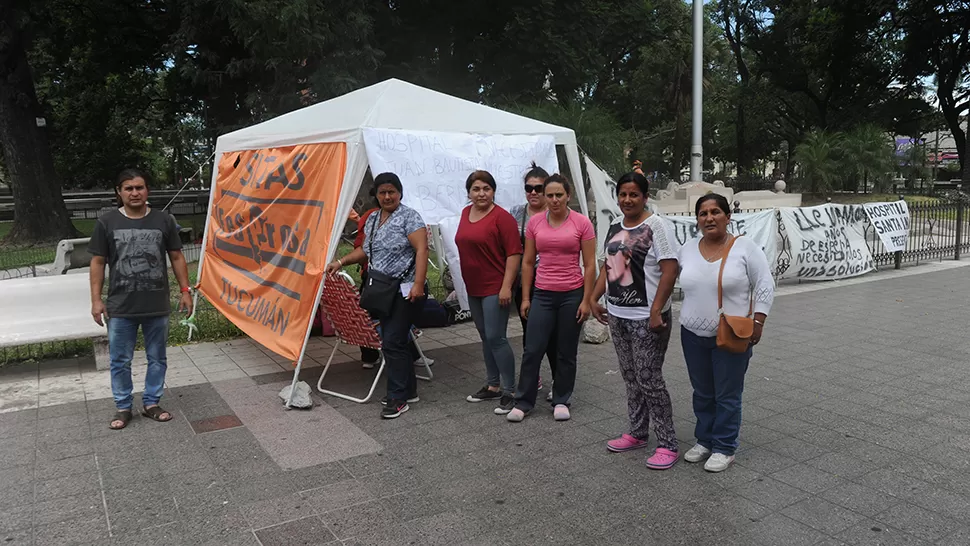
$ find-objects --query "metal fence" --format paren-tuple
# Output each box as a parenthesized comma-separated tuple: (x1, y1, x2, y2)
(866, 199, 969, 268)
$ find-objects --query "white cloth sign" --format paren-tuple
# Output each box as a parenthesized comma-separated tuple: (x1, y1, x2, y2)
(863, 201, 910, 253)
(436, 214, 470, 311)
(363, 128, 558, 225)
(584, 154, 620, 252)
(664, 210, 779, 271)
(779, 204, 875, 280)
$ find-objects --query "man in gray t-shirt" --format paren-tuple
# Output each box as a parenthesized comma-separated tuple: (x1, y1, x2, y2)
(89, 169, 193, 430)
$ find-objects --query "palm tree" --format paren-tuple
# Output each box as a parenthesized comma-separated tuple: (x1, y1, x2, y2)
(795, 130, 842, 195)
(840, 125, 895, 193)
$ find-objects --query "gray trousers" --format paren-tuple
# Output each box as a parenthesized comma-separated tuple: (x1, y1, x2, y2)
(468, 295, 516, 395)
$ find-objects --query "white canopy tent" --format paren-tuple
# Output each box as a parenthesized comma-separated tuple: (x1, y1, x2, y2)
(213, 78, 589, 261)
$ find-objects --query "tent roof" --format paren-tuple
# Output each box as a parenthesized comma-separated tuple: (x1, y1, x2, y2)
(216, 78, 577, 152)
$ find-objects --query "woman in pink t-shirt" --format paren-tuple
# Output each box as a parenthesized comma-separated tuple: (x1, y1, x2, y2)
(507, 174, 597, 422)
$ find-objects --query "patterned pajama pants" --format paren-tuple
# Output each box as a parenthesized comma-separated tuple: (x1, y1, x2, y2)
(608, 312, 677, 451)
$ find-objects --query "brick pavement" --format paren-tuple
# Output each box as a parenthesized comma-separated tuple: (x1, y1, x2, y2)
(1, 263, 969, 545)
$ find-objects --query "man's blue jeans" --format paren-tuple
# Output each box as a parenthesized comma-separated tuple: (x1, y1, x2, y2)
(108, 316, 170, 410)
(680, 327, 751, 456)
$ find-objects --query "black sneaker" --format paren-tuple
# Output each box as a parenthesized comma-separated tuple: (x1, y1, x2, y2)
(381, 395, 419, 406)
(493, 394, 515, 415)
(466, 386, 502, 403)
(381, 400, 409, 419)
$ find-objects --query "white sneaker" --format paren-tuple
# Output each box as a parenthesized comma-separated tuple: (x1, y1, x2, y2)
(546, 390, 553, 402)
(413, 357, 434, 367)
(361, 362, 376, 370)
(684, 444, 712, 463)
(703, 453, 735, 472)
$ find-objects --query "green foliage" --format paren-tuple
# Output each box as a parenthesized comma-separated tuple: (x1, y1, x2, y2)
(839, 125, 896, 193)
(795, 130, 843, 194)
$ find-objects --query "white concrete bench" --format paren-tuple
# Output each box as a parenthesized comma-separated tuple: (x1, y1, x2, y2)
(0, 274, 109, 369)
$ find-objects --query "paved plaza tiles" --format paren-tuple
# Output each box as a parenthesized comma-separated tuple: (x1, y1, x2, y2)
(1, 262, 969, 545)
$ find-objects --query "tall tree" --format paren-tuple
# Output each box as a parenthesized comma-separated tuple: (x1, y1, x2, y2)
(0, 0, 76, 244)
(899, 0, 970, 171)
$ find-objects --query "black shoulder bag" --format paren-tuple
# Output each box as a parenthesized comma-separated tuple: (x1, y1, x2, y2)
(358, 214, 415, 318)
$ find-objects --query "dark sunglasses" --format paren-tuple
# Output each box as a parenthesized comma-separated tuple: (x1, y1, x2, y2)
(524, 184, 543, 194)
(606, 241, 629, 256)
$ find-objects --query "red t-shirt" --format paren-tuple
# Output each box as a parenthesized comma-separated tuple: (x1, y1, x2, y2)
(455, 205, 523, 297)
(354, 208, 378, 273)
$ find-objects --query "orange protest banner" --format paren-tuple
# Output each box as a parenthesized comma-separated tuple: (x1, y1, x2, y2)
(198, 142, 347, 360)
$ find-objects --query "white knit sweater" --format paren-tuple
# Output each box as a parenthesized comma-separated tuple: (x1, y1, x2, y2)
(678, 236, 775, 337)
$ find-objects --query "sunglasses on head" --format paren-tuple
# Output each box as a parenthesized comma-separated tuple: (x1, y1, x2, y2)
(606, 241, 629, 256)
(524, 184, 543, 194)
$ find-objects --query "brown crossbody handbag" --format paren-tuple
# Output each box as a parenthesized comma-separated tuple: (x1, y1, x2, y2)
(716, 236, 755, 353)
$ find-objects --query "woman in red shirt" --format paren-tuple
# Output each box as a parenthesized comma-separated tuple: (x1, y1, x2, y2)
(455, 170, 524, 414)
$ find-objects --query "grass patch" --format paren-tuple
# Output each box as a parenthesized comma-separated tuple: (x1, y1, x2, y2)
(0, 214, 208, 271)
(0, 238, 451, 366)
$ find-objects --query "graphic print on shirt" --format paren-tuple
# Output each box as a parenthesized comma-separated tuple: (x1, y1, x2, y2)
(112, 228, 166, 292)
(604, 222, 654, 308)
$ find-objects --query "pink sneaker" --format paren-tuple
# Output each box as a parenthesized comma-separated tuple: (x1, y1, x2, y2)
(553, 404, 570, 421)
(606, 434, 648, 453)
(645, 448, 679, 470)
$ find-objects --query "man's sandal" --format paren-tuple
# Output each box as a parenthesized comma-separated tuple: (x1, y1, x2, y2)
(109, 410, 132, 430)
(141, 406, 173, 422)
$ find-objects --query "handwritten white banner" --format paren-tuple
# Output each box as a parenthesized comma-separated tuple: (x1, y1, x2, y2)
(664, 210, 779, 270)
(779, 204, 875, 280)
(362, 128, 558, 225)
(863, 201, 910, 253)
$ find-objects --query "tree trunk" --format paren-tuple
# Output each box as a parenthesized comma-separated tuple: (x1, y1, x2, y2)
(0, 6, 77, 245)
(673, 109, 685, 181)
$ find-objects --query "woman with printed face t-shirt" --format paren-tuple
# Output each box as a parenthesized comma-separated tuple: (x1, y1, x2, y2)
(590, 172, 680, 470)
(507, 174, 597, 423)
(455, 170, 523, 415)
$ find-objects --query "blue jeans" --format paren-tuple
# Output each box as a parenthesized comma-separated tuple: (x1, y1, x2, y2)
(680, 327, 751, 456)
(468, 295, 515, 395)
(108, 316, 170, 410)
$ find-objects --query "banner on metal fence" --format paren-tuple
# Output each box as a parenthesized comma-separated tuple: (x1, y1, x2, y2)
(198, 143, 347, 360)
(664, 209, 779, 269)
(779, 204, 875, 280)
(863, 201, 910, 253)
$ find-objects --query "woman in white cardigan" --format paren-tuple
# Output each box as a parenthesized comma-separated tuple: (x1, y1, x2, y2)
(678, 194, 774, 472)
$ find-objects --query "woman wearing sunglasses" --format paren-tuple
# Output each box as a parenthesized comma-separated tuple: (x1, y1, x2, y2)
(508, 163, 558, 401)
(508, 174, 596, 422)
(590, 171, 680, 469)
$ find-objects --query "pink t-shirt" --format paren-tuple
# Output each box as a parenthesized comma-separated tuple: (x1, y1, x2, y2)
(526, 210, 595, 291)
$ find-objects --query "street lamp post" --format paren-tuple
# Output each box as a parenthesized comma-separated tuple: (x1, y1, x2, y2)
(690, 0, 704, 183)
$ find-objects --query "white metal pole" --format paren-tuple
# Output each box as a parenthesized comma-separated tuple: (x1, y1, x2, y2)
(690, 0, 704, 182)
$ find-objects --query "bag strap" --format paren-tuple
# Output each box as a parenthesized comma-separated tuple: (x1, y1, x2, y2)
(716, 235, 740, 313)
(369, 209, 417, 282)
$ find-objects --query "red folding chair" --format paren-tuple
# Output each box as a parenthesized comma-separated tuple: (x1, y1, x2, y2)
(308, 271, 432, 404)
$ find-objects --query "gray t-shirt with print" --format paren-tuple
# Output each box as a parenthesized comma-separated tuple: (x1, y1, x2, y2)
(88, 209, 182, 318)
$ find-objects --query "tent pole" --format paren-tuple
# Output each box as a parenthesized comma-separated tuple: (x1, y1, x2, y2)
(285, 275, 329, 408)
(188, 154, 221, 341)
(563, 144, 589, 217)
(430, 226, 446, 274)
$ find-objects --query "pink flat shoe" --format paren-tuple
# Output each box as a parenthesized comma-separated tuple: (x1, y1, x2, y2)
(645, 448, 679, 470)
(607, 434, 649, 453)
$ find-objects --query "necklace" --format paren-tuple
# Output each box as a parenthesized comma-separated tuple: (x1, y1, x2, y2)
(699, 235, 730, 262)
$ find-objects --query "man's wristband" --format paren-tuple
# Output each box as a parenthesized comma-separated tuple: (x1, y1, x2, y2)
(181, 287, 191, 294)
